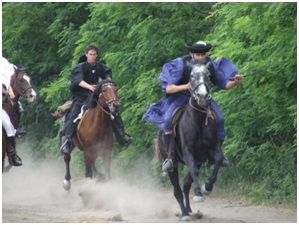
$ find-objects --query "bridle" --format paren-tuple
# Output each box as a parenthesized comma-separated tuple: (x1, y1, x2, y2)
(95, 82, 120, 120)
(15, 69, 33, 99)
(189, 73, 212, 106)
(188, 67, 214, 125)
(189, 81, 211, 102)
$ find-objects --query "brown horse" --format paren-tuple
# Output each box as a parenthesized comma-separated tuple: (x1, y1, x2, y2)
(63, 80, 120, 191)
(2, 68, 37, 172)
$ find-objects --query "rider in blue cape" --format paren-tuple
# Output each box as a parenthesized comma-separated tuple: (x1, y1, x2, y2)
(143, 41, 243, 172)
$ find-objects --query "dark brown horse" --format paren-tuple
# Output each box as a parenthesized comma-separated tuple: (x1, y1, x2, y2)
(63, 80, 120, 191)
(2, 68, 37, 172)
(158, 62, 223, 221)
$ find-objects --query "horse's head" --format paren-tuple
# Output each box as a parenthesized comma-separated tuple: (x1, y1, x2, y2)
(188, 61, 211, 106)
(95, 80, 121, 115)
(11, 68, 37, 102)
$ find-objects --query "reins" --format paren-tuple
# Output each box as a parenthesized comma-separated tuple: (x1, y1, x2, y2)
(188, 98, 215, 125)
(95, 82, 120, 120)
(96, 99, 117, 120)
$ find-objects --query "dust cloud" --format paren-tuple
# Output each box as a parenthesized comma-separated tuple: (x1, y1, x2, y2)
(2, 139, 177, 221)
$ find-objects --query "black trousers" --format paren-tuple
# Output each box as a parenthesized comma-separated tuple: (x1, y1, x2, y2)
(62, 99, 84, 138)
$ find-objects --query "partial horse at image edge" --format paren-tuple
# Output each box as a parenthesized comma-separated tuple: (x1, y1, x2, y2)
(2, 68, 37, 173)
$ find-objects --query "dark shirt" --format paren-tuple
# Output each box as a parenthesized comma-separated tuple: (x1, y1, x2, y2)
(70, 61, 112, 100)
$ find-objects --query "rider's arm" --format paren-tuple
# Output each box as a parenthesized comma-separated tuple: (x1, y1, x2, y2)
(78, 80, 95, 92)
(225, 74, 243, 90)
(102, 65, 112, 80)
(166, 83, 190, 94)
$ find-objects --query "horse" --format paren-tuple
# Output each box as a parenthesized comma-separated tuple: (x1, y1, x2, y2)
(157, 62, 223, 221)
(63, 79, 121, 191)
(2, 68, 37, 172)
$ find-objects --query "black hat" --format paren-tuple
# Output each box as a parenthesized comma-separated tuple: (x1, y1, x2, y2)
(78, 55, 87, 63)
(186, 41, 212, 53)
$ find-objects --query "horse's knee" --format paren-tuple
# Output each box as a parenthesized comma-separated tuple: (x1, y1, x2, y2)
(85, 169, 92, 179)
(63, 153, 71, 162)
(214, 149, 224, 163)
(183, 175, 193, 193)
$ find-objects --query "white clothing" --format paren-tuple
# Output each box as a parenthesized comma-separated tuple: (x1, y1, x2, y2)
(2, 109, 16, 137)
(1, 56, 16, 90)
(2, 57, 17, 137)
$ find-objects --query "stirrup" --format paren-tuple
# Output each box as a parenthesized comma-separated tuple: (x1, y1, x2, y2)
(60, 140, 72, 154)
(162, 159, 174, 172)
(221, 157, 230, 167)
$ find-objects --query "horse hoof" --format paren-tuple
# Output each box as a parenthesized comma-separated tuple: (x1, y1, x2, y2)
(3, 165, 12, 173)
(63, 179, 71, 191)
(190, 210, 203, 219)
(201, 183, 212, 195)
(182, 215, 192, 221)
(193, 195, 205, 202)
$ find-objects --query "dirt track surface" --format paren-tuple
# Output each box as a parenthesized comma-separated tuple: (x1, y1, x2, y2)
(2, 144, 297, 223)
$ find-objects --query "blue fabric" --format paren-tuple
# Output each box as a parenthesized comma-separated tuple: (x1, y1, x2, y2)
(208, 98, 226, 141)
(159, 57, 184, 91)
(211, 57, 239, 89)
(143, 56, 238, 139)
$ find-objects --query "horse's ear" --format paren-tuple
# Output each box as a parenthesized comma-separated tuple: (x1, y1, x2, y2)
(185, 61, 194, 70)
(206, 61, 212, 68)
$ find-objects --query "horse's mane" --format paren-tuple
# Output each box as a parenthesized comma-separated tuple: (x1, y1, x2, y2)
(86, 79, 117, 108)
(16, 67, 27, 73)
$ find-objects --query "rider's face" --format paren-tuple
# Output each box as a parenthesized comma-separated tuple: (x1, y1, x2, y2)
(192, 53, 207, 62)
(86, 49, 98, 65)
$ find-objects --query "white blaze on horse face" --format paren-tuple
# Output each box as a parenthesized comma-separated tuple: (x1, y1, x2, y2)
(24, 74, 37, 102)
(197, 83, 207, 96)
(193, 66, 208, 97)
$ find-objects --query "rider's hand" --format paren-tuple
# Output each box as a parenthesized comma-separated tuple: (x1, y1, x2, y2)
(234, 74, 243, 85)
(8, 87, 15, 100)
(185, 83, 191, 90)
(89, 84, 96, 92)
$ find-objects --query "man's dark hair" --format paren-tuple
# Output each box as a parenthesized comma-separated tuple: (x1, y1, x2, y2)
(85, 45, 99, 54)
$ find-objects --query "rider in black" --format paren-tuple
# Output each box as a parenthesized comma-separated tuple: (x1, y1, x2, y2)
(60, 45, 132, 154)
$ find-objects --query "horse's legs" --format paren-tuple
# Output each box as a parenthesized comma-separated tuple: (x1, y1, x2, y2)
(102, 153, 111, 181)
(84, 153, 93, 179)
(183, 151, 204, 202)
(202, 146, 223, 194)
(168, 168, 191, 220)
(63, 153, 72, 191)
(183, 164, 203, 215)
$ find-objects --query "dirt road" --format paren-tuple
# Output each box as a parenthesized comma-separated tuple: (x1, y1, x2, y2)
(2, 146, 297, 223)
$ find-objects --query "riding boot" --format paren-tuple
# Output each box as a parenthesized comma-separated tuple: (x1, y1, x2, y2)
(60, 122, 77, 155)
(210, 140, 229, 167)
(219, 140, 229, 167)
(162, 134, 177, 172)
(112, 114, 133, 147)
(7, 136, 22, 166)
(60, 135, 72, 154)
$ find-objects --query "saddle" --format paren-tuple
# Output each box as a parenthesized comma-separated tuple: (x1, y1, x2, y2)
(76, 106, 89, 133)
(57, 100, 73, 117)
(171, 105, 218, 137)
(171, 106, 185, 137)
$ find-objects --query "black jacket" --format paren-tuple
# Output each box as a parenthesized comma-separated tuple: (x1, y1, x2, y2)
(70, 61, 112, 100)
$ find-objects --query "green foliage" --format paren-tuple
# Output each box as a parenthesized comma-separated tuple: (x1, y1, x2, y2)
(208, 2, 296, 204)
(2, 2, 296, 206)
